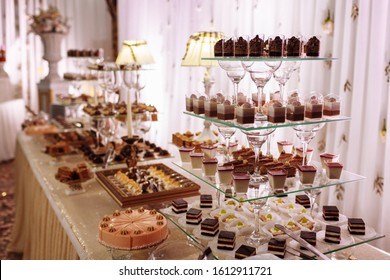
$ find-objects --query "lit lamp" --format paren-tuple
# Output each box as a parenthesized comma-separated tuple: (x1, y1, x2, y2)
(182, 31, 224, 141)
(116, 40, 155, 137)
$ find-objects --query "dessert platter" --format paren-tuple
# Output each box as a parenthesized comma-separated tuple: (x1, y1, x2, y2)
(95, 163, 201, 207)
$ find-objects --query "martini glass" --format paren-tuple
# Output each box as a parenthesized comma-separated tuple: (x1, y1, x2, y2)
(241, 61, 281, 121)
(214, 123, 236, 163)
(218, 61, 246, 105)
(273, 61, 301, 103)
(240, 121, 275, 245)
(293, 123, 325, 165)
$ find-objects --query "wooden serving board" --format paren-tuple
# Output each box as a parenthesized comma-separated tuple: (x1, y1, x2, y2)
(95, 164, 200, 207)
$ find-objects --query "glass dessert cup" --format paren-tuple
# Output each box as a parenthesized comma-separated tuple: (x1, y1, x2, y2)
(292, 123, 325, 165)
(214, 122, 236, 163)
(245, 180, 271, 246)
(104, 64, 122, 104)
(273, 61, 301, 103)
(218, 61, 246, 105)
(241, 61, 281, 121)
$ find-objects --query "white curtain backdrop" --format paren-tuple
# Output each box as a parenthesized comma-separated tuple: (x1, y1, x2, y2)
(0, 0, 112, 111)
(118, 0, 390, 252)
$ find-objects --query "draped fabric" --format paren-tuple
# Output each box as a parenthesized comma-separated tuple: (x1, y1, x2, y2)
(118, 0, 390, 252)
(0, 0, 112, 111)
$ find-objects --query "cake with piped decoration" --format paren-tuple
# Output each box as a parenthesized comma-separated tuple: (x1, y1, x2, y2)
(98, 207, 168, 250)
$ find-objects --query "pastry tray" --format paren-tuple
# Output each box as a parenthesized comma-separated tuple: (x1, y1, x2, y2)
(95, 164, 201, 207)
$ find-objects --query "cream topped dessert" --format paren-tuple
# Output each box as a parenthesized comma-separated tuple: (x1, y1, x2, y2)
(323, 95, 341, 116)
(200, 143, 218, 159)
(193, 95, 206, 114)
(267, 100, 286, 123)
(185, 93, 197, 112)
(204, 97, 218, 118)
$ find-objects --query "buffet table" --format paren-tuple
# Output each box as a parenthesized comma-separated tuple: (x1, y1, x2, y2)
(8, 131, 390, 260)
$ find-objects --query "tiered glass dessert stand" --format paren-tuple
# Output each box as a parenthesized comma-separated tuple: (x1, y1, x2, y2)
(166, 56, 385, 259)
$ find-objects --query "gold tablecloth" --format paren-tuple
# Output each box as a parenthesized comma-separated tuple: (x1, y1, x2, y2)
(7, 132, 390, 260)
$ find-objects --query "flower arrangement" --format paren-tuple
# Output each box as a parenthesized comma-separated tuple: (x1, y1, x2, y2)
(29, 5, 70, 34)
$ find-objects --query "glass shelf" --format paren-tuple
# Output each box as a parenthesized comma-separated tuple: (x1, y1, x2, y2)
(184, 111, 350, 131)
(172, 161, 365, 203)
(202, 56, 338, 62)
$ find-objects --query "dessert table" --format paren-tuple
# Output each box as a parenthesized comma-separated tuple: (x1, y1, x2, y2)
(7, 132, 390, 260)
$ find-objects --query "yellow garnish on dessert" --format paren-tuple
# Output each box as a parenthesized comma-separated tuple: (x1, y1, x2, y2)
(227, 200, 236, 205)
(288, 204, 294, 209)
(301, 217, 308, 223)
(276, 198, 284, 204)
(287, 221, 295, 226)
(220, 209, 227, 214)
(301, 209, 307, 214)
(266, 214, 273, 220)
(237, 221, 244, 229)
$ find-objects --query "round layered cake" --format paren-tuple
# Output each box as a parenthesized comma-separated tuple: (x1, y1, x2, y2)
(98, 207, 169, 250)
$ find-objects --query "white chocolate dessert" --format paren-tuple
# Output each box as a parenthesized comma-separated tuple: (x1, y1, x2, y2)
(189, 152, 204, 169)
(218, 165, 234, 185)
(320, 152, 339, 168)
(179, 147, 194, 162)
(305, 95, 323, 119)
(324, 162, 343, 179)
(233, 173, 250, 194)
(277, 141, 293, 154)
(267, 168, 287, 190)
(98, 208, 168, 250)
(202, 158, 218, 177)
(297, 165, 317, 185)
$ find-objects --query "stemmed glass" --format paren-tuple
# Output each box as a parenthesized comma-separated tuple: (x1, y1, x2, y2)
(301, 184, 322, 220)
(293, 123, 325, 165)
(218, 61, 246, 105)
(133, 111, 152, 138)
(245, 181, 271, 246)
(240, 121, 275, 245)
(273, 61, 301, 103)
(241, 61, 281, 121)
(94, 117, 106, 147)
(214, 123, 236, 163)
(104, 64, 122, 104)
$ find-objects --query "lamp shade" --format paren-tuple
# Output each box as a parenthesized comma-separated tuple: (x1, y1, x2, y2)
(116, 40, 155, 66)
(181, 31, 224, 67)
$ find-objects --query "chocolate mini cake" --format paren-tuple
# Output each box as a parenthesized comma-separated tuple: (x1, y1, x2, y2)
(286, 99, 305, 121)
(223, 38, 235, 57)
(236, 102, 255, 124)
(305, 95, 323, 119)
(267, 101, 286, 123)
(322, 205, 339, 221)
(300, 231, 317, 247)
(268, 238, 286, 258)
(323, 95, 340, 116)
(305, 36, 320, 57)
(214, 39, 223, 57)
(193, 96, 206, 115)
(204, 98, 218, 117)
(200, 218, 219, 236)
(325, 225, 341, 244)
(200, 194, 213, 208)
(234, 36, 249, 57)
(217, 100, 235, 120)
(186, 208, 202, 224)
(217, 230, 236, 250)
(348, 218, 366, 235)
(268, 36, 284, 57)
(235, 244, 256, 259)
(185, 94, 197, 112)
(286, 36, 301, 57)
(295, 194, 311, 208)
(249, 35, 264, 57)
(172, 199, 188, 214)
